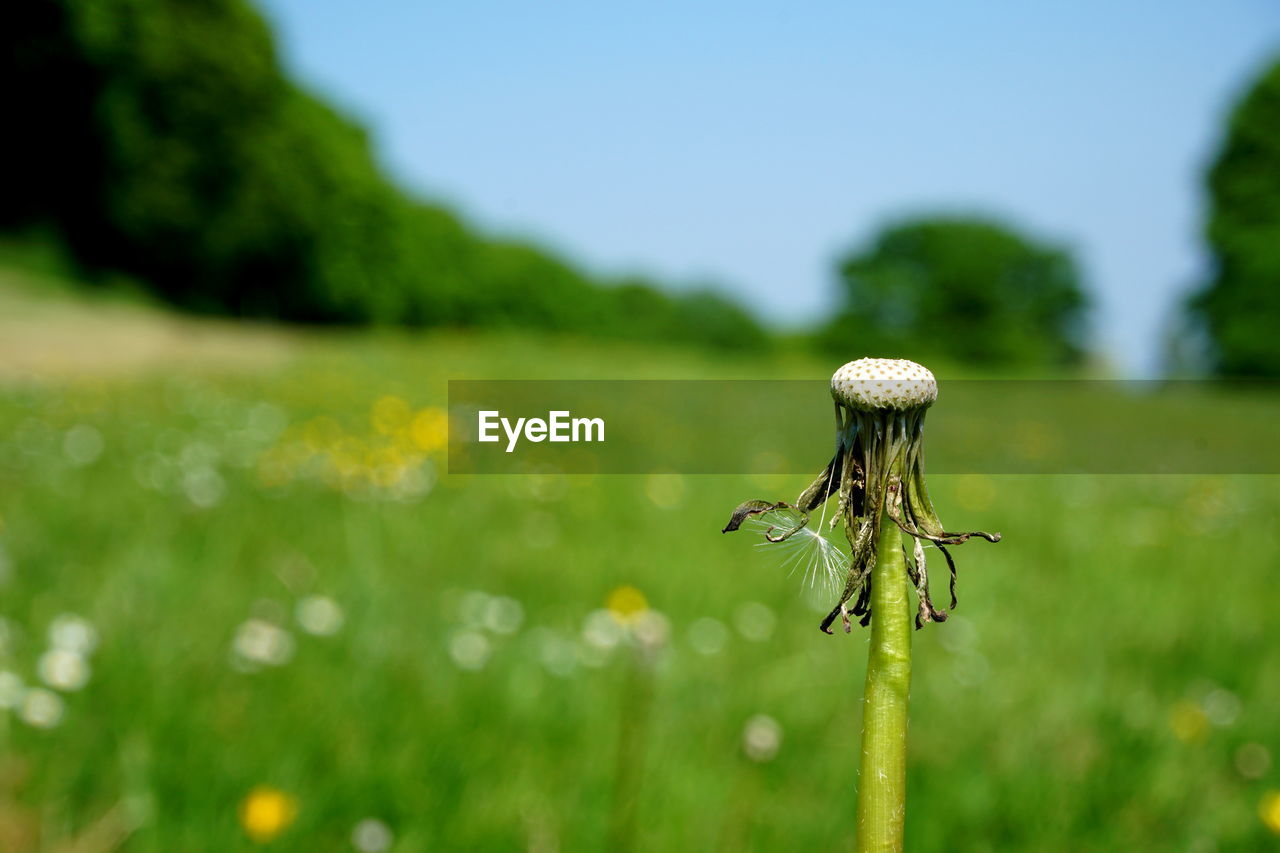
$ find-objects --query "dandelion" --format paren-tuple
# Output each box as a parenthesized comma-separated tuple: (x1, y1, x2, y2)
(38, 648, 90, 692)
(530, 628, 577, 677)
(732, 602, 776, 642)
(1261, 790, 1280, 835)
(721, 358, 1000, 851)
(1236, 743, 1271, 779)
(351, 818, 394, 852)
(742, 714, 783, 762)
(49, 613, 99, 655)
(410, 407, 449, 453)
(1169, 700, 1209, 743)
(295, 595, 344, 636)
(0, 671, 25, 709)
(240, 786, 298, 843)
(448, 630, 491, 671)
(1200, 687, 1240, 727)
(63, 424, 104, 466)
(371, 395, 412, 436)
(20, 687, 64, 729)
(724, 358, 999, 634)
(687, 617, 729, 655)
(233, 619, 295, 668)
(606, 586, 649, 626)
(483, 596, 524, 635)
(582, 610, 625, 651)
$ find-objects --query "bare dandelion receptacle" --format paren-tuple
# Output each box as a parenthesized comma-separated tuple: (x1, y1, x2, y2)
(722, 356, 999, 633)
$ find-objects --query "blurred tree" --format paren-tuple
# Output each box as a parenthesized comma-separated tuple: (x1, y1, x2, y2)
(819, 217, 1088, 366)
(2, 0, 769, 349)
(1186, 57, 1280, 376)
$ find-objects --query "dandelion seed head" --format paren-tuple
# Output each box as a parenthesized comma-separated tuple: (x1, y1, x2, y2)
(0, 671, 24, 709)
(20, 687, 64, 729)
(38, 649, 90, 692)
(352, 818, 394, 852)
(49, 613, 98, 655)
(295, 595, 344, 636)
(742, 714, 782, 762)
(233, 619, 295, 667)
(831, 358, 937, 411)
(448, 630, 491, 671)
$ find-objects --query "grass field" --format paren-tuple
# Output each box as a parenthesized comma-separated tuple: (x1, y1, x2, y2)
(1, 264, 1278, 851)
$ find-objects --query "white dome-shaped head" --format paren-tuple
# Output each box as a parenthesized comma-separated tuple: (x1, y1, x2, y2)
(830, 358, 938, 411)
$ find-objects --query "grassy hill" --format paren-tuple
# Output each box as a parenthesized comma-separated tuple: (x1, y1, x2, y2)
(0, 264, 1277, 850)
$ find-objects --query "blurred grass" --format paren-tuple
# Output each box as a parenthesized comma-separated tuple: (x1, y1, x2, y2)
(0, 268, 1278, 851)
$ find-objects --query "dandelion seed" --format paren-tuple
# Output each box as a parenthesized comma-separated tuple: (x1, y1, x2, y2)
(747, 516, 848, 594)
(240, 786, 297, 843)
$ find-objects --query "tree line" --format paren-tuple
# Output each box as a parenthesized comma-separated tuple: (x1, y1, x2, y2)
(6, 1, 1276, 373)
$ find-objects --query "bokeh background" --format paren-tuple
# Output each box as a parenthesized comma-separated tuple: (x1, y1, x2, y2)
(4, 1, 1280, 850)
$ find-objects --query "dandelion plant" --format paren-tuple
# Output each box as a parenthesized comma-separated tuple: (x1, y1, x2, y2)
(722, 358, 1000, 852)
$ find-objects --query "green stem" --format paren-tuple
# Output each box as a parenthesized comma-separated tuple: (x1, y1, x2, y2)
(856, 513, 912, 852)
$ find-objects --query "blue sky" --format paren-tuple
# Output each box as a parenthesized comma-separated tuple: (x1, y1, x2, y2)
(256, 0, 1279, 374)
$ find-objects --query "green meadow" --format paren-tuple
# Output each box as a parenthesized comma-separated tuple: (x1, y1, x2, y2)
(1, 264, 1277, 851)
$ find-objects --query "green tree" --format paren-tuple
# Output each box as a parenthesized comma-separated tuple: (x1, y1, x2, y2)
(820, 217, 1088, 367)
(4, 0, 771, 350)
(1187, 57, 1280, 376)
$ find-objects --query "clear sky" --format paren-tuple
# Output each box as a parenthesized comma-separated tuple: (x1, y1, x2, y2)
(256, 0, 1279, 375)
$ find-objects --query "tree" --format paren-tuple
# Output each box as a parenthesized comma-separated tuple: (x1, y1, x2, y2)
(3, 0, 772, 350)
(1187, 57, 1280, 376)
(819, 217, 1088, 367)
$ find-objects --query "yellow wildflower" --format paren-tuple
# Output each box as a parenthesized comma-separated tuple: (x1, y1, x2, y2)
(240, 786, 297, 843)
(1168, 700, 1208, 743)
(606, 586, 649, 625)
(1261, 790, 1280, 835)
